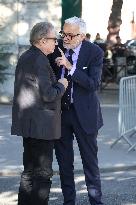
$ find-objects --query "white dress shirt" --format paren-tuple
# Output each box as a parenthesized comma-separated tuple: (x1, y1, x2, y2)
(61, 43, 82, 102)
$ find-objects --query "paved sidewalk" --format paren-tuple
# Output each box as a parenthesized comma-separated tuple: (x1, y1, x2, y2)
(0, 89, 136, 175)
(1, 171, 136, 205)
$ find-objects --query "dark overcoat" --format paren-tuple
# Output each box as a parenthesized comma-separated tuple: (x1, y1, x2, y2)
(11, 45, 65, 140)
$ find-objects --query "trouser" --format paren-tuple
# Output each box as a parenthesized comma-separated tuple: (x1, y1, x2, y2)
(18, 137, 54, 205)
(55, 104, 103, 205)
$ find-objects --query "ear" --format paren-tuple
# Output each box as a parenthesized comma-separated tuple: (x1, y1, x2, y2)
(40, 38, 46, 45)
(38, 38, 43, 46)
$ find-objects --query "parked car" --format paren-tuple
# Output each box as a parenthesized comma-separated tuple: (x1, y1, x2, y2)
(125, 39, 136, 57)
(125, 40, 136, 75)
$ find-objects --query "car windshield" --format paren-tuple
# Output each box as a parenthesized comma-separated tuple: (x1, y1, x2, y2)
(127, 40, 136, 46)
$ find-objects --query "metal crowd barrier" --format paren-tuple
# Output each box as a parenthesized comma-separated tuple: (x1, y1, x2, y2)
(111, 75, 136, 152)
(115, 57, 127, 81)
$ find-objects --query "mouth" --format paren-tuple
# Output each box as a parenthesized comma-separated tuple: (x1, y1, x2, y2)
(63, 42, 70, 47)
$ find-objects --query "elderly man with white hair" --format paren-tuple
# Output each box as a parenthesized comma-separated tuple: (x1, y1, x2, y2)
(48, 16, 104, 205)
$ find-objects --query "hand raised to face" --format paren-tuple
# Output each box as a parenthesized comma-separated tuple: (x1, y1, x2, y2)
(55, 47, 72, 70)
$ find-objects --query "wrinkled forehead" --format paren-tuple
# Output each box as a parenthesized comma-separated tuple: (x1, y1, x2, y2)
(63, 23, 80, 34)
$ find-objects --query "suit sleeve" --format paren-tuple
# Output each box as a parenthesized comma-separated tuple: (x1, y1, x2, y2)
(35, 55, 65, 102)
(72, 47, 103, 91)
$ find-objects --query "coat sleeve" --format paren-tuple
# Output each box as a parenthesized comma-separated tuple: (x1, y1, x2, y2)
(72, 47, 104, 91)
(35, 55, 65, 102)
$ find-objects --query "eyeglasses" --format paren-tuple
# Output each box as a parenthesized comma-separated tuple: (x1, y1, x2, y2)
(44, 37, 58, 43)
(59, 31, 80, 40)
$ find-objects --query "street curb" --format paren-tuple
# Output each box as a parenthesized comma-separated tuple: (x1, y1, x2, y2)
(0, 165, 136, 176)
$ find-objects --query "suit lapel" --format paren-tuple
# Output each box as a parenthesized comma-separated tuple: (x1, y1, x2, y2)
(76, 40, 90, 70)
(57, 40, 90, 78)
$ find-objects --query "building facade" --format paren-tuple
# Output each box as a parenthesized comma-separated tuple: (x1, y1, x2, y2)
(0, 0, 61, 101)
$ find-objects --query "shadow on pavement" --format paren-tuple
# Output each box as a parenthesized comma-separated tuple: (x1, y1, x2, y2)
(0, 171, 136, 205)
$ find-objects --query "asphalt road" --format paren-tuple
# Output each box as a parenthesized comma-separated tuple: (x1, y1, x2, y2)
(0, 171, 136, 205)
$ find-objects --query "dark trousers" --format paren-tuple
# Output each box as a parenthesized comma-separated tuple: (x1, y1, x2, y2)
(18, 138, 54, 205)
(55, 105, 103, 205)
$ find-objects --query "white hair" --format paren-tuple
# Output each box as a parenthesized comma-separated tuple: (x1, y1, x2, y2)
(65, 16, 86, 34)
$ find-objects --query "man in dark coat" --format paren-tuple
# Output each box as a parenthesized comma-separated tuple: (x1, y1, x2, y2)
(48, 17, 104, 205)
(11, 22, 68, 205)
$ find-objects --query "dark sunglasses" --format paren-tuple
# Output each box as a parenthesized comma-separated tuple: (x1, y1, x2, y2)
(59, 31, 80, 40)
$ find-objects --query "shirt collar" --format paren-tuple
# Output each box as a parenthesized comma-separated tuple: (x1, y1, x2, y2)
(73, 42, 82, 55)
(66, 42, 82, 55)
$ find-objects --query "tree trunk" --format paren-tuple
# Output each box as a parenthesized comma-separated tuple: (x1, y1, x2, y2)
(107, 0, 123, 44)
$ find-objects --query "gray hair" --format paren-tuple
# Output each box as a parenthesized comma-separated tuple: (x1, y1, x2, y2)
(65, 16, 86, 34)
(30, 22, 54, 45)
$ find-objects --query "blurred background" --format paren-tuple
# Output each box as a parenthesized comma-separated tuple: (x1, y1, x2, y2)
(0, 0, 136, 101)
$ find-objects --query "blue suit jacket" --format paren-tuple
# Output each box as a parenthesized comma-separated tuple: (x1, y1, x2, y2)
(48, 40, 104, 134)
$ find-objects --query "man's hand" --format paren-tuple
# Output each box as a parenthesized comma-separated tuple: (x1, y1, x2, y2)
(55, 48, 72, 70)
(58, 78, 68, 89)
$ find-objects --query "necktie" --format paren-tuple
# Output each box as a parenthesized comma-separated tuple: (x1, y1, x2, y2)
(61, 49, 74, 110)
(64, 49, 74, 77)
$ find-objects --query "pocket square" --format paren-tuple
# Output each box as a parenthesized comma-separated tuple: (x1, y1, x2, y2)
(83, 66, 87, 70)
